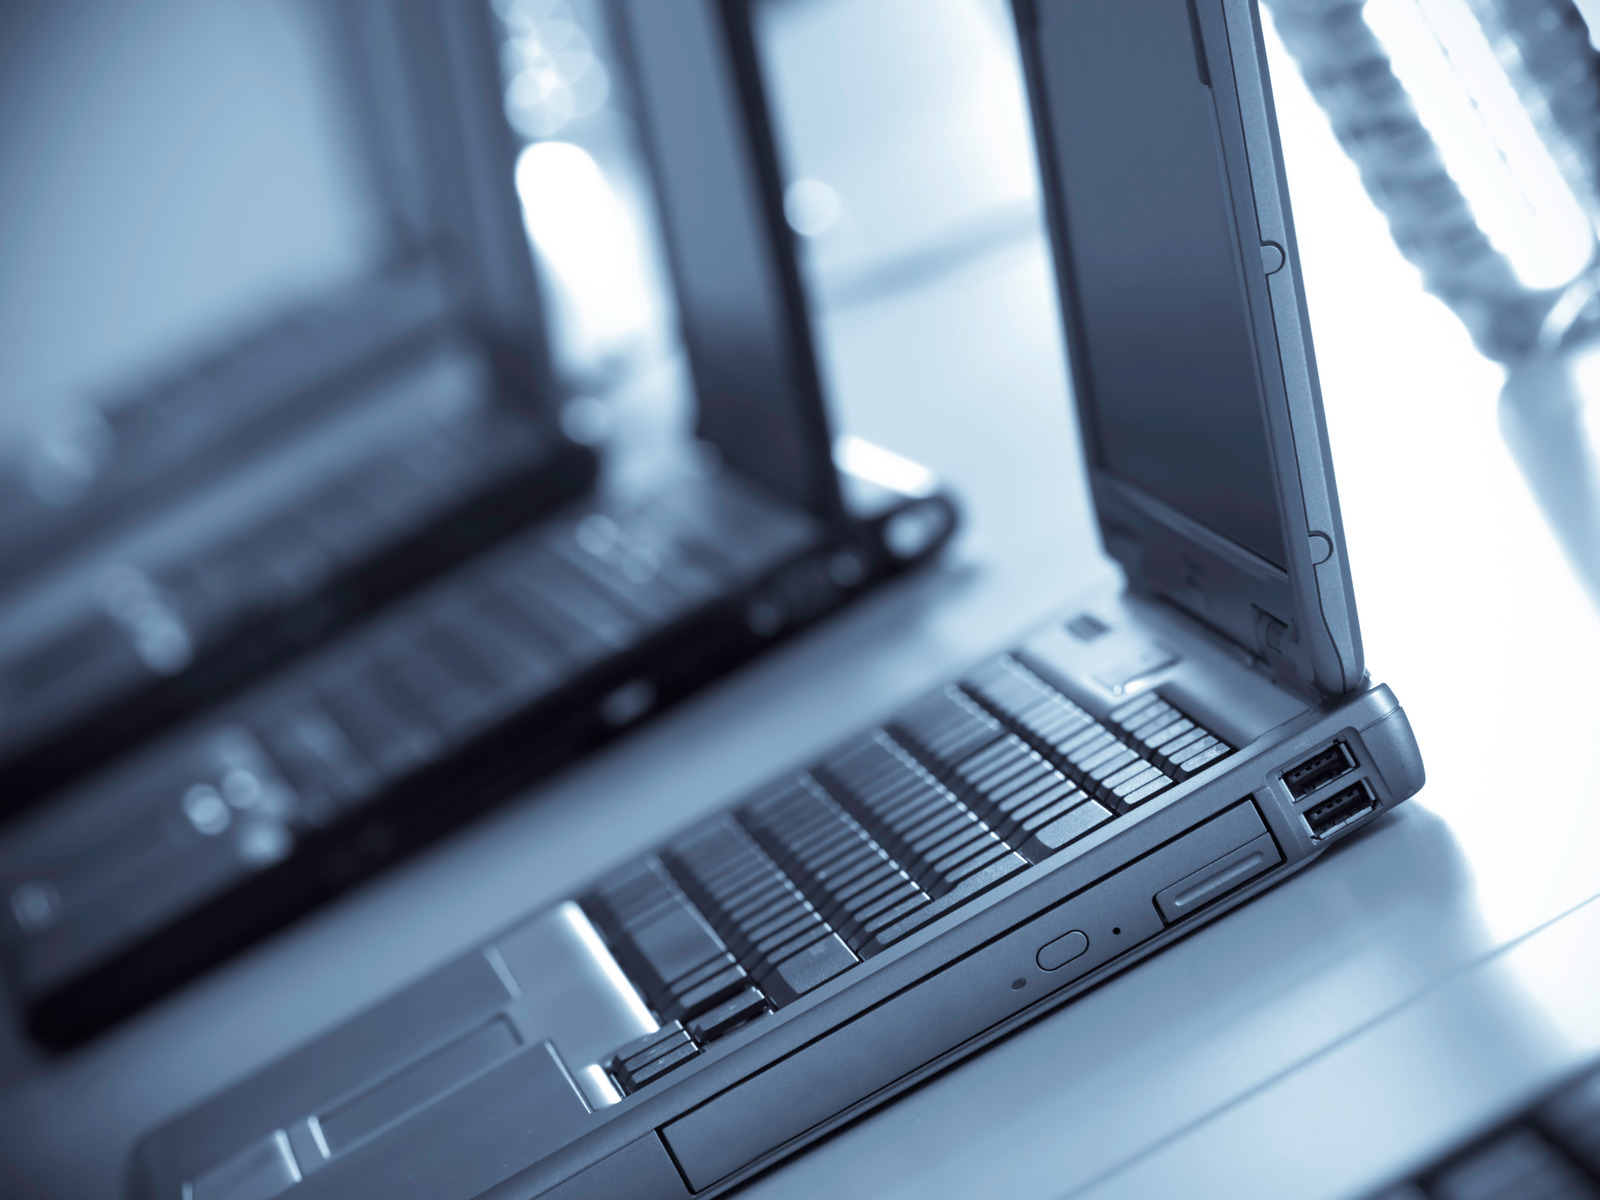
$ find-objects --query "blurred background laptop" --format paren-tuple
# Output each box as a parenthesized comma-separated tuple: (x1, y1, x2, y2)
(0, 0, 971, 1048)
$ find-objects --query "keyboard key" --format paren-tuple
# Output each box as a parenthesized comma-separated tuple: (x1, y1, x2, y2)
(820, 858, 896, 907)
(1109, 765, 1166, 799)
(624, 1040, 701, 1090)
(1144, 719, 1197, 753)
(667, 950, 737, 990)
(628, 901, 727, 995)
(1059, 728, 1118, 770)
(832, 872, 907, 918)
(297, 479, 388, 564)
(250, 515, 337, 601)
(670, 966, 751, 1021)
(1124, 774, 1173, 805)
(986, 764, 1056, 806)
(255, 701, 377, 821)
(1156, 726, 1208, 762)
(892, 687, 1003, 767)
(954, 736, 1035, 792)
(993, 774, 1071, 817)
(946, 842, 1016, 884)
(498, 551, 639, 655)
(838, 893, 924, 945)
(748, 908, 820, 953)
(1018, 791, 1091, 833)
(554, 518, 689, 624)
(763, 933, 857, 1006)
(1023, 801, 1113, 861)
(856, 894, 931, 938)
(908, 811, 979, 858)
(686, 987, 768, 1041)
(319, 676, 440, 780)
(858, 855, 1026, 955)
(378, 626, 497, 742)
(722, 881, 797, 925)
(760, 923, 832, 967)
(1100, 759, 1150, 789)
(1178, 742, 1229, 774)
(1004, 781, 1082, 827)
(1085, 744, 1140, 780)
(615, 1024, 691, 1073)
(932, 831, 1004, 878)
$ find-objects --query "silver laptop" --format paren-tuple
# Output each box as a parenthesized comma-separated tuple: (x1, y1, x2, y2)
(126, 1, 1425, 1197)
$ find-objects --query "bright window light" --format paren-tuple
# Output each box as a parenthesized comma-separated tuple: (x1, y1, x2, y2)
(1567, 338, 1600, 453)
(833, 434, 938, 497)
(513, 140, 650, 360)
(1575, 0, 1600, 50)
(1366, 0, 1594, 290)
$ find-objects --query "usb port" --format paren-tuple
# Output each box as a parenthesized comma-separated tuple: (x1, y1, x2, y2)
(1303, 782, 1377, 840)
(1282, 741, 1356, 800)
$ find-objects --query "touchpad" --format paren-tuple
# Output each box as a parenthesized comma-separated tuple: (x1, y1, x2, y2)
(162, 902, 656, 1200)
(292, 1038, 591, 1200)
(315, 1018, 523, 1157)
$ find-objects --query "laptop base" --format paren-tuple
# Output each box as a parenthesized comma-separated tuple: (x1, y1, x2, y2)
(124, 594, 1420, 1200)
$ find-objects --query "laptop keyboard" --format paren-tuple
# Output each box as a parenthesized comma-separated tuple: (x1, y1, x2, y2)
(0, 263, 457, 582)
(584, 657, 1234, 1094)
(0, 403, 584, 816)
(157, 410, 545, 638)
(212, 480, 804, 830)
(1366, 1059, 1600, 1200)
(243, 498, 742, 826)
(0, 477, 817, 983)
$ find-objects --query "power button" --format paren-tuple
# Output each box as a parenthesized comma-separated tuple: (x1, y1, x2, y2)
(1036, 930, 1089, 971)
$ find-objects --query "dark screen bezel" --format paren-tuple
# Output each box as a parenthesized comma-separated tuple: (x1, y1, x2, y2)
(1013, 0, 1364, 697)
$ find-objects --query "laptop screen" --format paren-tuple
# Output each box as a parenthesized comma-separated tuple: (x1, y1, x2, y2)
(616, 0, 843, 519)
(1028, 0, 1288, 571)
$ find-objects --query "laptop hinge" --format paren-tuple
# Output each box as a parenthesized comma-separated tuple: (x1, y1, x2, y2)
(1142, 589, 1323, 706)
(1100, 477, 1327, 704)
(1251, 606, 1319, 702)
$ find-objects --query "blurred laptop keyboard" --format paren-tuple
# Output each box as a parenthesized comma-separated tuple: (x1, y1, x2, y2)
(0, 400, 594, 819)
(1368, 1058, 1600, 1200)
(0, 263, 460, 589)
(0, 472, 821, 1042)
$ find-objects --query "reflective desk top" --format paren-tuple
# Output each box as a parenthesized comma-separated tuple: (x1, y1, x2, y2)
(4, 40, 1600, 1200)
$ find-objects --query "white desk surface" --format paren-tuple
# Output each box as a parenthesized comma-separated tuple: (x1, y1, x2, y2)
(4, 35, 1600, 1200)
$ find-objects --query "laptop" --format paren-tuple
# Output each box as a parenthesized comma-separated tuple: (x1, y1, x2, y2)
(0, 0, 950, 824)
(0, 0, 956, 1049)
(123, 0, 1425, 1196)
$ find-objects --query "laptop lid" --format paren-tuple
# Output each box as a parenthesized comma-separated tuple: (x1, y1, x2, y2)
(610, 0, 847, 522)
(1014, 0, 1363, 699)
